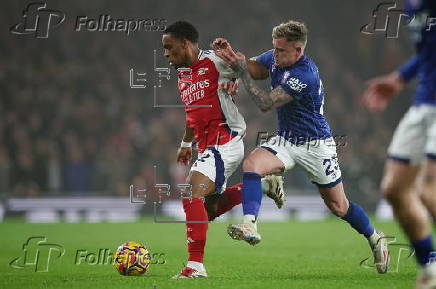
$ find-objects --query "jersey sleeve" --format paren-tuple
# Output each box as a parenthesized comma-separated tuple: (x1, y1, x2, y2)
(398, 54, 420, 82)
(255, 50, 274, 68)
(208, 50, 240, 79)
(280, 68, 313, 101)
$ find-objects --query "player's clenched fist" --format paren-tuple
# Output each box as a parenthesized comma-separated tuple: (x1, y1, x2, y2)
(177, 147, 192, 166)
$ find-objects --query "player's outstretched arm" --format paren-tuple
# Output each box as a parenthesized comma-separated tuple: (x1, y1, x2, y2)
(246, 58, 269, 80)
(228, 52, 293, 111)
(177, 123, 193, 166)
(211, 38, 290, 110)
(362, 71, 405, 113)
(211, 38, 268, 80)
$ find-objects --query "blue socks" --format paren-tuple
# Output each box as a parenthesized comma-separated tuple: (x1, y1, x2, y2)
(341, 201, 375, 238)
(242, 172, 262, 218)
(412, 235, 434, 266)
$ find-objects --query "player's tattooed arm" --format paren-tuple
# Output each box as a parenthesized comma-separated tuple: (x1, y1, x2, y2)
(238, 60, 272, 110)
(211, 38, 292, 110)
(237, 57, 293, 111)
(270, 86, 294, 107)
(246, 58, 269, 80)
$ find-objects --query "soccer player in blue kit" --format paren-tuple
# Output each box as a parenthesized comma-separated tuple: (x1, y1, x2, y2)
(212, 20, 390, 273)
(362, 0, 436, 287)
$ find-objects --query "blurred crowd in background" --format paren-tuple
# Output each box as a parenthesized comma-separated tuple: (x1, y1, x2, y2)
(0, 0, 415, 210)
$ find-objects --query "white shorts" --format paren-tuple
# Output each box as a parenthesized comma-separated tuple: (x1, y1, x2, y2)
(191, 136, 244, 193)
(260, 136, 342, 187)
(388, 105, 436, 165)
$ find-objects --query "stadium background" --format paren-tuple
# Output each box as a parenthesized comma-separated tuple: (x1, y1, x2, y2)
(0, 0, 415, 212)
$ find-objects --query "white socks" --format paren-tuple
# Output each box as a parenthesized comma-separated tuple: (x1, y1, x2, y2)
(368, 231, 380, 248)
(261, 178, 270, 193)
(243, 214, 258, 230)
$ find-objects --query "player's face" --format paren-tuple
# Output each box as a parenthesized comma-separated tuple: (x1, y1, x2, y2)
(162, 34, 188, 69)
(272, 38, 303, 67)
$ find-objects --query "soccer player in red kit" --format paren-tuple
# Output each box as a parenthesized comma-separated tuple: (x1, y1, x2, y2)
(162, 21, 284, 278)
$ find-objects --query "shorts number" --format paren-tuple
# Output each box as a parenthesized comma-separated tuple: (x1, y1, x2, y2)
(323, 157, 339, 176)
(198, 154, 210, 162)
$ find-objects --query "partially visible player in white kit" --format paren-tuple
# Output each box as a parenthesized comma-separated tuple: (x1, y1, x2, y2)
(212, 20, 390, 273)
(162, 21, 284, 279)
(362, 0, 436, 287)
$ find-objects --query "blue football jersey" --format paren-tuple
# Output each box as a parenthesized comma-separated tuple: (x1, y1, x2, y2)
(256, 50, 332, 143)
(398, 0, 435, 106)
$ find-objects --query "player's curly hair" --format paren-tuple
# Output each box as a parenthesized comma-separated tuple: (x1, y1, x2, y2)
(272, 20, 308, 47)
(164, 21, 199, 43)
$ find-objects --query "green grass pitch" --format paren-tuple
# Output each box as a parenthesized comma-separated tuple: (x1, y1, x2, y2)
(0, 218, 417, 289)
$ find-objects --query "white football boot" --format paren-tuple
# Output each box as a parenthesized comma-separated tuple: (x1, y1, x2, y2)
(262, 175, 285, 209)
(227, 223, 261, 246)
(416, 262, 436, 289)
(172, 266, 208, 279)
(371, 231, 390, 274)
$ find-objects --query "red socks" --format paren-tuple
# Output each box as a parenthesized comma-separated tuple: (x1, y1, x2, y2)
(182, 184, 243, 263)
(183, 198, 208, 263)
(216, 183, 243, 217)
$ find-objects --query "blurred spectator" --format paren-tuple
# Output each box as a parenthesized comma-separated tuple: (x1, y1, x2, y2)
(64, 145, 92, 194)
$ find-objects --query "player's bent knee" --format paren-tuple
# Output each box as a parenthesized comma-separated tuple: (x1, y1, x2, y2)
(242, 158, 253, 171)
(325, 199, 348, 217)
(380, 180, 402, 202)
(332, 205, 348, 218)
(242, 158, 263, 174)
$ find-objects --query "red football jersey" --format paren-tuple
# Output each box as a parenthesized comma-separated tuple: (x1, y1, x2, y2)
(178, 50, 246, 152)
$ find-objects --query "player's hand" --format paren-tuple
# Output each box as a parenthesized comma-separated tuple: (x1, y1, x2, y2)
(362, 71, 404, 113)
(177, 147, 192, 166)
(211, 38, 244, 71)
(211, 38, 235, 54)
(219, 79, 239, 95)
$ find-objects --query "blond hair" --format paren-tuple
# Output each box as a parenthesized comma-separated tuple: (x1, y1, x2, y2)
(272, 20, 308, 47)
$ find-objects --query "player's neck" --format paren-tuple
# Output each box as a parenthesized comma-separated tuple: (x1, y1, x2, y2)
(286, 54, 304, 67)
(186, 47, 201, 67)
(295, 54, 304, 63)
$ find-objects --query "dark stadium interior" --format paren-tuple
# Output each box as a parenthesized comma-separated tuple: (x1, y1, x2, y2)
(0, 0, 415, 210)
